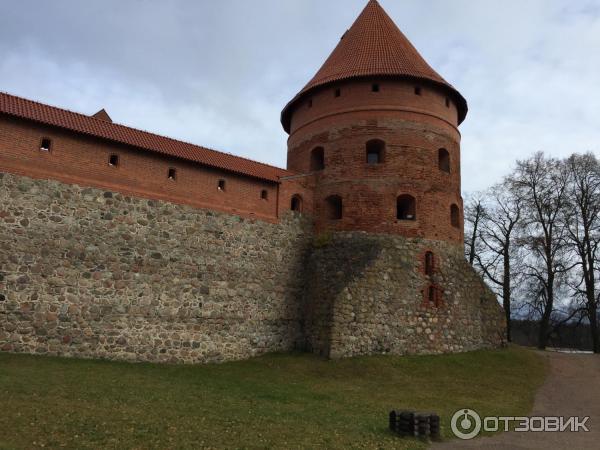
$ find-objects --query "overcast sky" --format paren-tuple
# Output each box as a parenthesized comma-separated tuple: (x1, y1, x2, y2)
(1, 0, 598, 193)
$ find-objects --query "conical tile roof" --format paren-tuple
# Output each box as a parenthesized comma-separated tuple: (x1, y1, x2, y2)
(281, 0, 467, 132)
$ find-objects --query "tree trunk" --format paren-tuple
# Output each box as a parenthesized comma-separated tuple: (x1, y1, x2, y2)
(538, 268, 554, 350)
(503, 245, 511, 342)
(504, 294, 511, 342)
(468, 207, 480, 266)
(590, 303, 599, 353)
(538, 310, 551, 350)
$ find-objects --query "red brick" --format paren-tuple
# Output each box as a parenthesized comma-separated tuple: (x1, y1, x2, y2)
(284, 78, 464, 243)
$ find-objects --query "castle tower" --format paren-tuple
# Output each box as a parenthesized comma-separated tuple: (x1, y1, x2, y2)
(282, 0, 467, 243)
(282, 1, 504, 358)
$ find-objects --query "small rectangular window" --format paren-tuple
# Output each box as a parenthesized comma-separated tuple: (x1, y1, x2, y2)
(109, 154, 119, 167)
(218, 179, 226, 191)
(428, 286, 436, 304)
(427, 285, 442, 308)
(310, 147, 325, 171)
(261, 189, 268, 200)
(366, 139, 385, 165)
(425, 252, 434, 276)
(372, 83, 380, 92)
(40, 138, 52, 152)
(445, 98, 450, 108)
(414, 87, 422, 96)
(168, 168, 177, 180)
(334, 88, 341, 98)
(367, 152, 380, 164)
(308, 98, 313, 108)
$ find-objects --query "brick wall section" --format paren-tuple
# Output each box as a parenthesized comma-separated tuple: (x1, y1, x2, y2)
(285, 79, 464, 242)
(0, 115, 308, 224)
(0, 172, 313, 363)
(288, 78, 459, 134)
(278, 174, 315, 217)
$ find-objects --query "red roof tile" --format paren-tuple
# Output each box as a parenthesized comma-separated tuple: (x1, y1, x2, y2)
(281, 0, 468, 132)
(0, 91, 290, 182)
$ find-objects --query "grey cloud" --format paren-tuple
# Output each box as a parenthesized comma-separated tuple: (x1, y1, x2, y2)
(0, 0, 598, 194)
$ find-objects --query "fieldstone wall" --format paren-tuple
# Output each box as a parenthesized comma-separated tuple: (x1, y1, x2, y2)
(0, 172, 312, 363)
(302, 232, 507, 358)
(0, 172, 505, 364)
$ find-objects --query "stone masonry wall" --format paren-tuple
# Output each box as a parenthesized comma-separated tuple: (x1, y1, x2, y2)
(0, 172, 505, 364)
(0, 172, 312, 363)
(302, 232, 506, 358)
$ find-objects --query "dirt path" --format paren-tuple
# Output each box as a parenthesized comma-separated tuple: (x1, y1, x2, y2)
(433, 350, 600, 449)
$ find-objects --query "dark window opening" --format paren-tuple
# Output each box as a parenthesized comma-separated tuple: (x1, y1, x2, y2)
(428, 286, 435, 303)
(427, 285, 443, 308)
(261, 189, 268, 200)
(310, 147, 325, 171)
(414, 86, 422, 96)
(451, 204, 460, 228)
(425, 251, 434, 276)
(445, 98, 450, 108)
(366, 139, 385, 164)
(372, 83, 380, 92)
(438, 148, 450, 173)
(218, 179, 226, 191)
(109, 154, 119, 167)
(335, 88, 341, 98)
(325, 195, 343, 220)
(308, 98, 313, 108)
(168, 168, 177, 180)
(40, 138, 52, 152)
(397, 195, 416, 221)
(291, 195, 303, 212)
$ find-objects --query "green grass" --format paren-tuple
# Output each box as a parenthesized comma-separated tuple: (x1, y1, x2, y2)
(0, 346, 546, 449)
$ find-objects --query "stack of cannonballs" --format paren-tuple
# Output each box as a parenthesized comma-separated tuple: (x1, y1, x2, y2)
(389, 410, 441, 439)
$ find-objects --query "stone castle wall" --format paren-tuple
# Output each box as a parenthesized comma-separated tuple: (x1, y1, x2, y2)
(0, 172, 505, 364)
(302, 232, 506, 358)
(0, 172, 312, 363)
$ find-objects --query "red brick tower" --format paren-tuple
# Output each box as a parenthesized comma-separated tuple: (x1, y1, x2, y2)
(281, 0, 468, 244)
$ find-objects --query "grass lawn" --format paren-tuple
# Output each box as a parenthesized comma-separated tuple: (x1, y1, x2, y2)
(0, 346, 546, 449)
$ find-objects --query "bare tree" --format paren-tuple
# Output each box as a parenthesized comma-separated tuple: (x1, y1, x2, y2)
(564, 153, 600, 353)
(511, 152, 570, 350)
(474, 181, 523, 342)
(464, 193, 486, 266)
